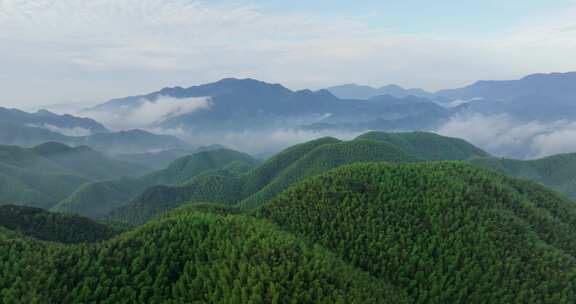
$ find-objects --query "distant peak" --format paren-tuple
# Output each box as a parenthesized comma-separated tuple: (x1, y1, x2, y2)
(520, 71, 576, 81)
(36, 109, 57, 116)
(379, 84, 405, 90)
(32, 141, 75, 156)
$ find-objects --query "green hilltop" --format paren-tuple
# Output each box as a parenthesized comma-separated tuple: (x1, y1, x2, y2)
(53, 148, 258, 218)
(110, 131, 490, 225)
(0, 142, 152, 209)
(3, 131, 576, 302)
(0, 205, 405, 304)
(471, 153, 576, 200)
(257, 161, 576, 303)
(0, 204, 117, 243)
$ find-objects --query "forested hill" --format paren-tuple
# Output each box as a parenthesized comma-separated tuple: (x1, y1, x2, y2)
(0, 204, 117, 243)
(470, 153, 576, 200)
(52, 148, 258, 218)
(30, 141, 151, 179)
(109, 131, 489, 225)
(0, 142, 151, 209)
(257, 162, 576, 303)
(4, 161, 576, 302)
(0, 204, 406, 303)
(355, 131, 489, 160)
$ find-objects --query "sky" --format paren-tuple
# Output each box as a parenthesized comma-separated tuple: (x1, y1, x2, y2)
(1, 0, 576, 107)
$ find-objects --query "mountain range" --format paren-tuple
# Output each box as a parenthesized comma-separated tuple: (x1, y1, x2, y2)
(0, 107, 108, 135)
(326, 83, 434, 99)
(4, 72, 576, 302)
(86, 78, 452, 134)
(2, 136, 576, 302)
(0, 142, 152, 209)
(0, 120, 188, 154)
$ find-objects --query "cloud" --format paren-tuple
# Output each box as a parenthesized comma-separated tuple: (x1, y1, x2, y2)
(435, 113, 576, 158)
(82, 95, 211, 130)
(531, 123, 576, 157)
(30, 124, 93, 136)
(1, 0, 576, 107)
(150, 126, 362, 156)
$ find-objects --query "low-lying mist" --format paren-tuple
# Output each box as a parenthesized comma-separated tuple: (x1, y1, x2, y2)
(436, 113, 576, 159)
(81, 96, 211, 130)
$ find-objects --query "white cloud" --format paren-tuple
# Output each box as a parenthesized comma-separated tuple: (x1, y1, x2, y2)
(436, 113, 576, 158)
(531, 123, 576, 157)
(1, 0, 576, 107)
(82, 95, 211, 130)
(29, 124, 93, 136)
(149, 126, 362, 156)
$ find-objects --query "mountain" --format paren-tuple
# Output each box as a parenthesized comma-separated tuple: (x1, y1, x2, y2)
(0, 204, 117, 243)
(0, 107, 109, 135)
(110, 132, 489, 224)
(0, 121, 187, 153)
(0, 142, 152, 209)
(326, 83, 434, 99)
(238, 140, 421, 208)
(437, 72, 576, 122)
(53, 148, 258, 218)
(0, 205, 405, 303)
(0, 144, 89, 209)
(88, 78, 450, 133)
(31, 142, 151, 180)
(356, 131, 489, 160)
(470, 153, 576, 200)
(301, 94, 451, 131)
(111, 145, 226, 170)
(436, 72, 576, 101)
(257, 162, 576, 303)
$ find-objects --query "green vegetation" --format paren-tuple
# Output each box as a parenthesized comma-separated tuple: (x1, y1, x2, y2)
(240, 139, 420, 208)
(0, 206, 405, 303)
(0, 142, 153, 209)
(144, 148, 257, 185)
(53, 178, 150, 219)
(257, 162, 576, 303)
(54, 149, 257, 218)
(109, 132, 491, 224)
(355, 131, 489, 160)
(240, 137, 341, 197)
(471, 153, 576, 199)
(0, 145, 89, 208)
(4, 130, 576, 303)
(110, 174, 245, 225)
(31, 142, 151, 180)
(0, 204, 117, 243)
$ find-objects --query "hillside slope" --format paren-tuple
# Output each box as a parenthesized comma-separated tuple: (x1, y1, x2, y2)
(31, 142, 151, 179)
(110, 132, 490, 224)
(0, 206, 406, 303)
(0, 205, 116, 243)
(257, 162, 576, 303)
(356, 131, 488, 160)
(53, 149, 257, 218)
(239, 139, 421, 208)
(470, 153, 576, 200)
(0, 145, 89, 208)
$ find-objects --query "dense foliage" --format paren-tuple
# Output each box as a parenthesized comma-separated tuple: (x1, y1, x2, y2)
(110, 174, 245, 225)
(0, 142, 153, 209)
(31, 142, 151, 180)
(0, 206, 405, 303)
(257, 162, 576, 303)
(53, 148, 256, 218)
(110, 132, 492, 224)
(355, 131, 489, 160)
(471, 153, 576, 199)
(0, 204, 116, 243)
(0, 145, 89, 208)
